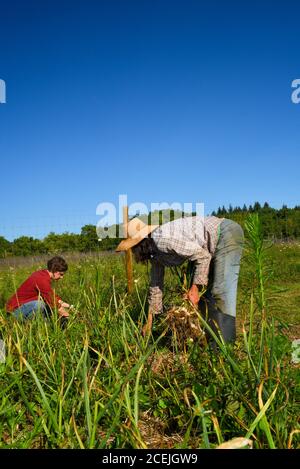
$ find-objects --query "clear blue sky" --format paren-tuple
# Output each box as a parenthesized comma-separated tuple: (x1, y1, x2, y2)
(0, 0, 299, 240)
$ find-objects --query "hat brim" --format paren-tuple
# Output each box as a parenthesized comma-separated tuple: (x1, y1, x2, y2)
(115, 225, 158, 251)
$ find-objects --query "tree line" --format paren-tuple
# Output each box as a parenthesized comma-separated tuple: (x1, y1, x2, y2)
(211, 202, 300, 240)
(0, 225, 119, 258)
(0, 202, 299, 258)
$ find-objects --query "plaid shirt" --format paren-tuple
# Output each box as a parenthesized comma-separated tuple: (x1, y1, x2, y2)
(149, 216, 223, 314)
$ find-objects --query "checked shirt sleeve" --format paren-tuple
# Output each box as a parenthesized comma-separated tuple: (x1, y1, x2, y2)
(190, 249, 212, 286)
(175, 240, 212, 286)
(157, 236, 212, 286)
(149, 259, 165, 314)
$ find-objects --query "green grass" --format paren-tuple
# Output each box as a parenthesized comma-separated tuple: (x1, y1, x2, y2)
(0, 241, 299, 449)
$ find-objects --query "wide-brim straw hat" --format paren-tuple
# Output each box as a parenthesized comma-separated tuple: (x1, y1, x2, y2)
(116, 217, 158, 251)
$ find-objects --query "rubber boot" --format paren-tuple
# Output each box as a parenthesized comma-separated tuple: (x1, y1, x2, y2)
(206, 310, 236, 344)
(199, 293, 236, 348)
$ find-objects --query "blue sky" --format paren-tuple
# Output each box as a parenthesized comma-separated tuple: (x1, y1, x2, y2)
(0, 0, 299, 240)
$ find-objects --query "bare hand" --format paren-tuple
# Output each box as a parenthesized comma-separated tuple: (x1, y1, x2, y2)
(59, 300, 70, 309)
(58, 306, 70, 317)
(186, 285, 200, 305)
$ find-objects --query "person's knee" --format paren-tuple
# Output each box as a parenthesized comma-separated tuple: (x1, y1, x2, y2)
(35, 300, 47, 312)
(34, 301, 50, 319)
(12, 309, 24, 320)
(22, 300, 48, 319)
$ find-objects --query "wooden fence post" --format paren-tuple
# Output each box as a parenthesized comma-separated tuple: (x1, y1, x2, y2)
(123, 206, 133, 293)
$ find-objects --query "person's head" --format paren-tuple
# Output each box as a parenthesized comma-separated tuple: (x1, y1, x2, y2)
(47, 256, 68, 280)
(115, 217, 158, 253)
(131, 236, 157, 264)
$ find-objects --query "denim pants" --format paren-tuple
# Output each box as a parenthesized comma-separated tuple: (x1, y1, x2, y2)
(12, 300, 50, 320)
(200, 219, 244, 343)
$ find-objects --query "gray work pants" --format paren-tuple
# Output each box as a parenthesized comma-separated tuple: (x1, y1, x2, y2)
(200, 219, 244, 344)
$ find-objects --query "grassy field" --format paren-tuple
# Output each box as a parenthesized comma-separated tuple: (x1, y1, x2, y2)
(0, 236, 299, 449)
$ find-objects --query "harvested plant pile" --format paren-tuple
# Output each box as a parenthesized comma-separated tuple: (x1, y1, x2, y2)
(165, 305, 206, 349)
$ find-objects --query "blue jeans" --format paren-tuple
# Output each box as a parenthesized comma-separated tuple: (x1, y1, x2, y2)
(12, 300, 50, 320)
(200, 219, 244, 342)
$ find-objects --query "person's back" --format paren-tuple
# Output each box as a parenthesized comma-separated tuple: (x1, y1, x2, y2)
(6, 256, 71, 320)
(6, 270, 54, 312)
(152, 215, 222, 255)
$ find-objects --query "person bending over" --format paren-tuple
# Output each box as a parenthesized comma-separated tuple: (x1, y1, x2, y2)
(116, 216, 244, 344)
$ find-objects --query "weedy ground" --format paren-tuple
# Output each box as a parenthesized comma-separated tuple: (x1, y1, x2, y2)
(0, 226, 299, 449)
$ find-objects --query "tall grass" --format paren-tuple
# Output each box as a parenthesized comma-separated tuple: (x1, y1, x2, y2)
(0, 223, 299, 449)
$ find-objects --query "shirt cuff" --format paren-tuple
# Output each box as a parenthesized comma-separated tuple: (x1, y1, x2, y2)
(193, 259, 211, 286)
(148, 286, 163, 314)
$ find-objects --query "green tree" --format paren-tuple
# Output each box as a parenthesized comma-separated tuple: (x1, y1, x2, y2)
(12, 236, 46, 256)
(0, 236, 11, 258)
(79, 224, 99, 252)
(43, 232, 80, 253)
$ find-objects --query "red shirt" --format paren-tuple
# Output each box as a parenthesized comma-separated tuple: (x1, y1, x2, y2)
(6, 269, 61, 312)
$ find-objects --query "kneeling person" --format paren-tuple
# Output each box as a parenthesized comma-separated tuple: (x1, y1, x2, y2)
(6, 256, 70, 320)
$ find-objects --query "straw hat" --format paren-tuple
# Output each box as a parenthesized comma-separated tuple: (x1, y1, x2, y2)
(116, 217, 158, 251)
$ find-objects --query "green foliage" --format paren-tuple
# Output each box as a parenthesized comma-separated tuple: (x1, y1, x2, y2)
(0, 226, 121, 259)
(43, 232, 79, 253)
(79, 225, 99, 252)
(11, 237, 47, 257)
(244, 213, 270, 312)
(0, 236, 10, 257)
(0, 241, 299, 449)
(1, 203, 300, 259)
(217, 202, 300, 240)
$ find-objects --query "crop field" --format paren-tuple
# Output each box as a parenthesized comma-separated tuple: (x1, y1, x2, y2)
(0, 223, 299, 449)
